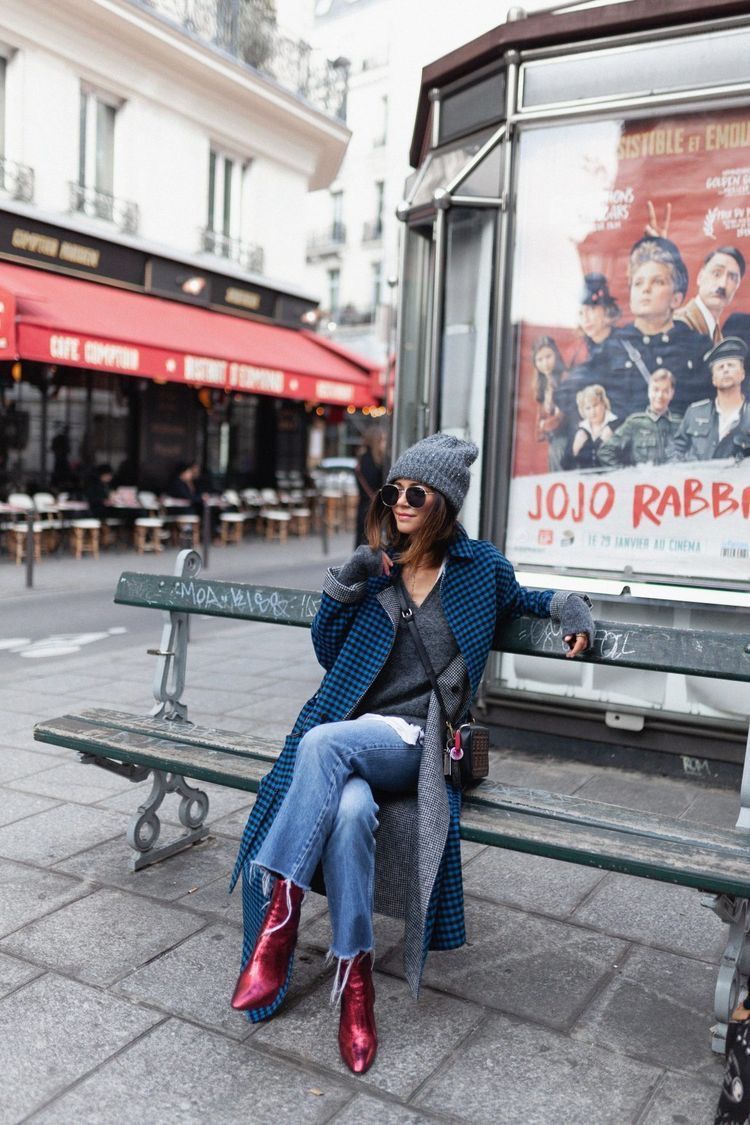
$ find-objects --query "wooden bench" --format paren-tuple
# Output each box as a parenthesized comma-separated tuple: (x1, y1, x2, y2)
(33, 548, 750, 1054)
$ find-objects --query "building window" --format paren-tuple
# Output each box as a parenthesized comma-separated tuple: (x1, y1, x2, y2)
(374, 95, 388, 147)
(371, 260, 382, 309)
(331, 189, 344, 241)
(375, 180, 385, 229)
(363, 181, 385, 242)
(72, 84, 134, 229)
(79, 86, 118, 197)
(207, 147, 244, 239)
(327, 267, 340, 315)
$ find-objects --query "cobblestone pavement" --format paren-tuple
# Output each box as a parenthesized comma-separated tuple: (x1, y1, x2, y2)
(0, 535, 730, 1122)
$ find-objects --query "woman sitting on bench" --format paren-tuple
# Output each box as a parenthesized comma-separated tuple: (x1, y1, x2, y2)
(228, 433, 594, 1075)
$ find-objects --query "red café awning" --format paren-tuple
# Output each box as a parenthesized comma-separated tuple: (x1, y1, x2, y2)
(0, 262, 379, 408)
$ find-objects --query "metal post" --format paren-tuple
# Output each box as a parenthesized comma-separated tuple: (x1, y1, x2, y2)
(201, 504, 211, 571)
(25, 503, 36, 588)
(321, 491, 329, 556)
(426, 201, 448, 434)
(39, 378, 50, 488)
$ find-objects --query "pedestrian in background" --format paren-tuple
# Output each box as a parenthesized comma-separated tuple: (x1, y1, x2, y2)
(354, 426, 386, 545)
(229, 432, 594, 1075)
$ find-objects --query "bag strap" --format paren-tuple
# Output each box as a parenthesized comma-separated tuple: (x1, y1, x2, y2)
(394, 579, 453, 739)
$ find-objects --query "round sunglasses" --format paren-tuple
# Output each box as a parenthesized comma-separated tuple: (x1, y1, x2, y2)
(380, 484, 433, 509)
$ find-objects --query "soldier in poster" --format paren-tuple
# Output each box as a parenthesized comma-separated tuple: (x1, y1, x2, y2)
(597, 367, 681, 467)
(668, 336, 750, 461)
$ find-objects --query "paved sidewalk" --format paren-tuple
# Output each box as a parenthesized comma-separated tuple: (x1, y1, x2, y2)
(0, 536, 732, 1123)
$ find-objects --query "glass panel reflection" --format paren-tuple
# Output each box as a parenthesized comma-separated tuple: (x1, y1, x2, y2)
(439, 208, 496, 537)
(408, 127, 495, 208)
(522, 27, 750, 109)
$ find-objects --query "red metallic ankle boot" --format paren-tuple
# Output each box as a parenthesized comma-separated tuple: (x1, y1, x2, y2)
(230, 878, 304, 1012)
(338, 953, 377, 1074)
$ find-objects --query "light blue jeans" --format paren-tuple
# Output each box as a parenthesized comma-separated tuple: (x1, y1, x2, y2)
(254, 718, 422, 959)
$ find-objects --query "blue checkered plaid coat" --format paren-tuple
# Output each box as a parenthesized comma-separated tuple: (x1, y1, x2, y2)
(230, 530, 552, 1015)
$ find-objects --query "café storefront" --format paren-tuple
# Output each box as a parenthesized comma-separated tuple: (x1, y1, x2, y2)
(0, 210, 379, 494)
(397, 0, 750, 768)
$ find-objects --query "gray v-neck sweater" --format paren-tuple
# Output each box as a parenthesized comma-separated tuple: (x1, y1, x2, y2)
(353, 580, 458, 729)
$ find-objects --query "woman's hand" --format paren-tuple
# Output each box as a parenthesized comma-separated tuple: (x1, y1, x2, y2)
(337, 545, 391, 585)
(645, 199, 672, 239)
(564, 632, 589, 659)
(550, 592, 595, 660)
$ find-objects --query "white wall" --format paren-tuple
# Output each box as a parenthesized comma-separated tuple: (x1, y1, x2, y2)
(0, 0, 346, 292)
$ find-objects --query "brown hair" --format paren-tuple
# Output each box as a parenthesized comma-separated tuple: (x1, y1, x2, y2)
(364, 488, 458, 570)
(649, 367, 675, 388)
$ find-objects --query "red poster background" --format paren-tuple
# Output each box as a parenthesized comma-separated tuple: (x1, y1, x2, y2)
(512, 109, 750, 477)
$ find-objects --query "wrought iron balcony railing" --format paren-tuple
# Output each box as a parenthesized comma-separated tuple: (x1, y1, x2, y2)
(131, 0, 349, 120)
(69, 182, 140, 234)
(306, 222, 346, 259)
(0, 157, 35, 203)
(362, 218, 383, 243)
(200, 227, 264, 274)
(337, 304, 376, 326)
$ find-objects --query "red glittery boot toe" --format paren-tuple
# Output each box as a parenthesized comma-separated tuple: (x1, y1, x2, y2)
(230, 878, 304, 1013)
(338, 953, 377, 1075)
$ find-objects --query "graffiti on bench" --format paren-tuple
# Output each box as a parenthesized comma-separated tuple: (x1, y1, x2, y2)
(117, 572, 320, 625)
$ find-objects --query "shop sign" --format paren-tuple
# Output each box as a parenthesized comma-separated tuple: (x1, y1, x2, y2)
(506, 106, 750, 585)
(16, 327, 371, 407)
(212, 278, 276, 319)
(315, 379, 355, 403)
(0, 212, 145, 285)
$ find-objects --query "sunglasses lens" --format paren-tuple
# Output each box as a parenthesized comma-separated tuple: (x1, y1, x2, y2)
(405, 487, 426, 508)
(380, 484, 399, 507)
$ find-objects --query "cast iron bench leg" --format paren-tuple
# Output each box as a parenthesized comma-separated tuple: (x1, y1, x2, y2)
(704, 893, 750, 1053)
(126, 768, 210, 872)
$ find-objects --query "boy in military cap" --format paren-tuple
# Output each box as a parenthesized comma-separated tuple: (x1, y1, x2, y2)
(598, 368, 681, 468)
(668, 336, 750, 462)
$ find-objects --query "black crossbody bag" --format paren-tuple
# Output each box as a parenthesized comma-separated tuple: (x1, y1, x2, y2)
(395, 580, 489, 788)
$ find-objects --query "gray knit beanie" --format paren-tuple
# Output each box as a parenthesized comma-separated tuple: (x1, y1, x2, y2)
(387, 433, 479, 513)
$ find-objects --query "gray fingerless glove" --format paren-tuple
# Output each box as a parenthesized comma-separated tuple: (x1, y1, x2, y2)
(336, 544, 383, 586)
(550, 592, 594, 647)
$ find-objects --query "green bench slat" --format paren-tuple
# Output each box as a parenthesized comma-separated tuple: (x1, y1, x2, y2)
(74, 708, 281, 764)
(115, 573, 320, 628)
(494, 616, 750, 680)
(34, 716, 268, 794)
(33, 711, 750, 897)
(114, 573, 750, 680)
(465, 779, 747, 856)
(459, 803, 750, 898)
